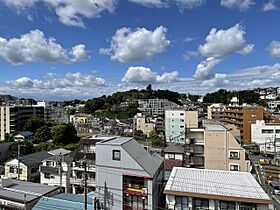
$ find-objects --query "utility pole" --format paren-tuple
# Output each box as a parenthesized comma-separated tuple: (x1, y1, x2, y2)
(59, 153, 63, 192)
(83, 159, 87, 210)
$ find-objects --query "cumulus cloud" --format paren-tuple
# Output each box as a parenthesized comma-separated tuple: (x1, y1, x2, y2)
(100, 26, 170, 63)
(267, 41, 280, 58)
(194, 57, 222, 79)
(201, 73, 229, 87)
(121, 66, 178, 83)
(220, 0, 255, 11)
(0, 29, 90, 65)
(262, 1, 277, 12)
(183, 51, 199, 60)
(6, 72, 107, 100)
(194, 24, 253, 79)
(3, 0, 117, 27)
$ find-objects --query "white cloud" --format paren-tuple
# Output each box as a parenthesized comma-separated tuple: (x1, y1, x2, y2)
(128, 0, 168, 8)
(183, 37, 196, 43)
(183, 51, 199, 60)
(0, 29, 90, 65)
(220, 0, 255, 11)
(194, 24, 253, 79)
(238, 43, 255, 55)
(100, 26, 170, 63)
(6, 72, 107, 100)
(121, 66, 178, 83)
(3, 0, 117, 28)
(194, 57, 222, 79)
(268, 41, 280, 58)
(201, 73, 229, 87)
(262, 1, 277, 12)
(175, 0, 205, 11)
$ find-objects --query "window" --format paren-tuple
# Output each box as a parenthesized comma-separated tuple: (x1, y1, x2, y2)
(112, 150, 121, 161)
(239, 203, 257, 210)
(220, 201, 235, 210)
(9, 166, 14, 173)
(168, 154, 175, 159)
(229, 164, 239, 171)
(276, 130, 280, 134)
(180, 113, 184, 116)
(193, 198, 209, 210)
(229, 151, 239, 159)
(180, 125, 184, 128)
(262, 129, 273, 134)
(175, 196, 188, 210)
(180, 119, 184, 122)
(46, 161, 53, 166)
(44, 173, 50, 179)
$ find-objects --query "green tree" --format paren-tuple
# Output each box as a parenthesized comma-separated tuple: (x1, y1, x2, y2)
(34, 126, 52, 144)
(4, 133, 12, 142)
(52, 123, 78, 145)
(35, 142, 60, 152)
(23, 117, 45, 133)
(133, 130, 147, 142)
(8, 141, 35, 158)
(148, 130, 165, 147)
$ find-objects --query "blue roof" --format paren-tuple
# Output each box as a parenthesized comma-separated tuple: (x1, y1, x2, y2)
(19, 131, 33, 137)
(32, 193, 94, 210)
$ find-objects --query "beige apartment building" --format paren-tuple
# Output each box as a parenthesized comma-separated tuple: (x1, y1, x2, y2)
(134, 113, 155, 136)
(204, 124, 250, 172)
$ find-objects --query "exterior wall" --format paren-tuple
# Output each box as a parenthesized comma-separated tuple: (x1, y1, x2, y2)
(165, 110, 186, 143)
(165, 194, 269, 210)
(204, 130, 250, 172)
(185, 111, 198, 128)
(136, 116, 154, 136)
(5, 159, 28, 181)
(0, 107, 10, 141)
(251, 120, 280, 153)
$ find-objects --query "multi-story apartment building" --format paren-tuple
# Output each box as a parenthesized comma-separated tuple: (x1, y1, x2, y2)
(133, 113, 155, 136)
(251, 120, 280, 153)
(40, 154, 73, 193)
(207, 103, 225, 120)
(5, 151, 52, 182)
(70, 136, 116, 194)
(165, 110, 198, 143)
(138, 98, 180, 117)
(164, 167, 272, 210)
(0, 105, 44, 141)
(222, 105, 265, 144)
(96, 137, 164, 210)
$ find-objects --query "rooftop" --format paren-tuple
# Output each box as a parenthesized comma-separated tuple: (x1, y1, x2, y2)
(48, 148, 71, 156)
(13, 151, 53, 167)
(164, 167, 271, 205)
(0, 178, 58, 204)
(204, 124, 227, 131)
(32, 193, 95, 210)
(164, 143, 184, 154)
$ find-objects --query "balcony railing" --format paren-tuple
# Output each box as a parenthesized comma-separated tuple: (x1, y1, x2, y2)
(70, 177, 96, 186)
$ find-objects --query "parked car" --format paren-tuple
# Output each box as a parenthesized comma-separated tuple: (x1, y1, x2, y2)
(268, 181, 280, 195)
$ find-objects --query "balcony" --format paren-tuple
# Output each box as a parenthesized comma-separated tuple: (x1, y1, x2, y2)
(223, 113, 243, 120)
(123, 184, 148, 196)
(223, 119, 243, 125)
(70, 177, 96, 187)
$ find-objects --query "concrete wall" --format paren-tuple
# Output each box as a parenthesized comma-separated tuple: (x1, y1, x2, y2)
(185, 111, 198, 128)
(165, 110, 185, 143)
(5, 159, 28, 181)
(204, 130, 250, 172)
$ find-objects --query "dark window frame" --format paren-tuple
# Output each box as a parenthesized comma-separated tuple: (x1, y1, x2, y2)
(112, 150, 121, 161)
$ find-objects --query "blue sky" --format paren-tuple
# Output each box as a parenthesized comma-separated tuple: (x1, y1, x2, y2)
(0, 0, 280, 100)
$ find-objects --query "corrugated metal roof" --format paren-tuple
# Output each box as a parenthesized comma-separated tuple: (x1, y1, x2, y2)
(165, 167, 271, 203)
(32, 193, 94, 210)
(19, 151, 53, 167)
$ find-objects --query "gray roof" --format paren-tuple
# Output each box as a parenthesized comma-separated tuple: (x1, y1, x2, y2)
(164, 143, 184, 154)
(204, 124, 227, 131)
(0, 179, 58, 204)
(165, 167, 271, 204)
(48, 148, 71, 156)
(44, 154, 74, 164)
(122, 138, 163, 177)
(20, 151, 53, 167)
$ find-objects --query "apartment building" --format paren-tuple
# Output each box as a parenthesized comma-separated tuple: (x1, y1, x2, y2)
(164, 167, 272, 210)
(133, 113, 155, 136)
(96, 137, 164, 210)
(138, 98, 180, 117)
(5, 151, 52, 182)
(40, 154, 73, 193)
(0, 105, 44, 141)
(165, 110, 198, 143)
(207, 103, 225, 120)
(251, 120, 280, 153)
(71, 136, 116, 194)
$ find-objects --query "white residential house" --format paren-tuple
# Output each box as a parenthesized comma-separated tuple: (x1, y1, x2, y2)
(96, 137, 164, 210)
(40, 154, 73, 193)
(251, 120, 280, 153)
